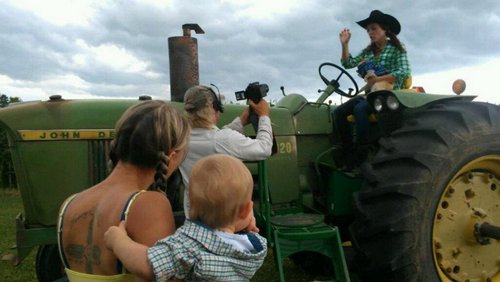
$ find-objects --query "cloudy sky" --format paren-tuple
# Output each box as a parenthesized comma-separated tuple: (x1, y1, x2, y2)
(1, 0, 499, 104)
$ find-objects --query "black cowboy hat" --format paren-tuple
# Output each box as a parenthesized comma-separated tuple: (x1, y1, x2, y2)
(357, 10, 401, 35)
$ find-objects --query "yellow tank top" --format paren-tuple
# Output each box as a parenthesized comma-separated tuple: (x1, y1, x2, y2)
(64, 268, 134, 282)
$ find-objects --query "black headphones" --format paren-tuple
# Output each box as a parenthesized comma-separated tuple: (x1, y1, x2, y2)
(206, 85, 224, 113)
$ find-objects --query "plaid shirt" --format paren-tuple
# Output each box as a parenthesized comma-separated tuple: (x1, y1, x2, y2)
(147, 220, 267, 281)
(341, 41, 411, 90)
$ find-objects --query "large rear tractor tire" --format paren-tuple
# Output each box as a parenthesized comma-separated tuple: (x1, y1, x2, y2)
(350, 101, 500, 281)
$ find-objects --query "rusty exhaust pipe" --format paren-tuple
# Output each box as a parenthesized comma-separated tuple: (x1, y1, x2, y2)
(168, 24, 204, 102)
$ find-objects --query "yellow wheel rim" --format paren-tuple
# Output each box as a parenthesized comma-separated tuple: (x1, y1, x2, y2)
(433, 155, 500, 282)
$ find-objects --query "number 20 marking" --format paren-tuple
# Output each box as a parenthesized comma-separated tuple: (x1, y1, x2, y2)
(278, 142, 292, 154)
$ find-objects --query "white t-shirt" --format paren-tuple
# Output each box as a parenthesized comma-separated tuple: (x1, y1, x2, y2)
(214, 230, 256, 253)
(180, 116, 273, 217)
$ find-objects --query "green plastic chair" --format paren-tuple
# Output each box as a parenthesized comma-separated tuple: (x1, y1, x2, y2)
(256, 160, 350, 282)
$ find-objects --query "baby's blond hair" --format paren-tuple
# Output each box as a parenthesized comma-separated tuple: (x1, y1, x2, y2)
(188, 154, 253, 229)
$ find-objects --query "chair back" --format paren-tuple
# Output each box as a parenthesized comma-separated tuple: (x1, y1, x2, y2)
(403, 76, 412, 89)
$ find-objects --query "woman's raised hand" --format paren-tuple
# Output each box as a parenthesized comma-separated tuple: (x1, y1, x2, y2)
(339, 28, 351, 45)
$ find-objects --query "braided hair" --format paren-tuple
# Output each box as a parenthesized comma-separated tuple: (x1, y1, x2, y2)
(152, 151, 170, 192)
(108, 100, 190, 195)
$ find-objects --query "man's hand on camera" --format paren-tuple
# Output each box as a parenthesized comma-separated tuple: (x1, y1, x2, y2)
(239, 107, 250, 126)
(249, 99, 270, 117)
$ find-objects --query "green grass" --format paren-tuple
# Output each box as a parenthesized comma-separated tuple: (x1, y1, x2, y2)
(253, 250, 333, 282)
(0, 189, 37, 281)
(0, 190, 336, 282)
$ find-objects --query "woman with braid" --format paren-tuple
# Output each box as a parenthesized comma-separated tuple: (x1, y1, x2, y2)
(105, 154, 267, 281)
(57, 100, 190, 281)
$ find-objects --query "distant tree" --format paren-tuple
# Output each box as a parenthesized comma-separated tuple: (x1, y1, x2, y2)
(0, 94, 21, 188)
(0, 94, 8, 107)
(9, 97, 21, 103)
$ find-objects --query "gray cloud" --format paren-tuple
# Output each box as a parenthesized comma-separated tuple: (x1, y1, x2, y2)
(1, 0, 500, 101)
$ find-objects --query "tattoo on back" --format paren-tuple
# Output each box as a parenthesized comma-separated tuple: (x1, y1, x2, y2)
(65, 208, 101, 273)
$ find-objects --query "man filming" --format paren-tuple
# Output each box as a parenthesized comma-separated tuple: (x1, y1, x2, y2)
(179, 84, 273, 221)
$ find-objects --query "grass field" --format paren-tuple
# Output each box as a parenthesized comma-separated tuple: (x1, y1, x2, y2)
(0, 189, 37, 281)
(0, 189, 336, 282)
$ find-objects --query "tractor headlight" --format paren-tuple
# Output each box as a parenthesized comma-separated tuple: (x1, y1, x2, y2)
(386, 95, 400, 111)
(373, 97, 383, 112)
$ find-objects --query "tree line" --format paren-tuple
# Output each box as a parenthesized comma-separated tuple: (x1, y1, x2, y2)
(0, 94, 20, 188)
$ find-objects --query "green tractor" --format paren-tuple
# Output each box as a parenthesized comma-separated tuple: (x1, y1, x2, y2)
(1, 62, 499, 282)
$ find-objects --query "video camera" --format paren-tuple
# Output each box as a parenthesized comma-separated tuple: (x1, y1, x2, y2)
(234, 81, 278, 156)
(235, 82, 269, 102)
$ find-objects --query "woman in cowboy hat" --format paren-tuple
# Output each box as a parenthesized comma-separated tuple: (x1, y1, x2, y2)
(341, 9, 410, 89)
(333, 10, 411, 169)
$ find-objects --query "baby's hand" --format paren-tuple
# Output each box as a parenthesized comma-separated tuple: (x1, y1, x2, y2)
(364, 71, 378, 88)
(243, 208, 260, 233)
(364, 71, 376, 81)
(245, 215, 259, 233)
(104, 221, 128, 250)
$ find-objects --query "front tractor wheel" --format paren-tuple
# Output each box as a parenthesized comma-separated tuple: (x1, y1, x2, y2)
(350, 101, 500, 281)
(433, 156, 500, 282)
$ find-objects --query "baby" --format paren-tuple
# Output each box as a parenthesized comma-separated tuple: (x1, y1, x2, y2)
(104, 154, 267, 281)
(357, 60, 393, 92)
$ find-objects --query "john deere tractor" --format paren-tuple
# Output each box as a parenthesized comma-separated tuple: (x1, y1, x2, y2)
(0, 62, 498, 282)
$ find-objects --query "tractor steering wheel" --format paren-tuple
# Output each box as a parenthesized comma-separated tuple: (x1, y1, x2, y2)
(318, 62, 359, 98)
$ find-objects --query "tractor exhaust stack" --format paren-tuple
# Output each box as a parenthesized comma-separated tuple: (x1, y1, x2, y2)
(168, 23, 204, 102)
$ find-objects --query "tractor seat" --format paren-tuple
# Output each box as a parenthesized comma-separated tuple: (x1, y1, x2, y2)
(270, 213, 324, 227)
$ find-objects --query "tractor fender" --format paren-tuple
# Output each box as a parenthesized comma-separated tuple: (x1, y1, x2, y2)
(367, 90, 476, 109)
